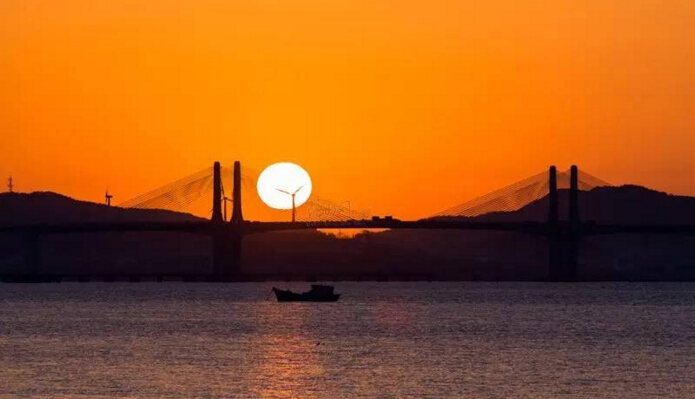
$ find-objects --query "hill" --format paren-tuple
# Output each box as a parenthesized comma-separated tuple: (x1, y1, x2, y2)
(0, 192, 203, 224)
(1, 186, 695, 281)
(4, 185, 695, 226)
(471, 185, 695, 225)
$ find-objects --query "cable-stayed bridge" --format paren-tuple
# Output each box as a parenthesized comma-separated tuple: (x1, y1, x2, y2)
(431, 168, 609, 218)
(3, 161, 695, 282)
(117, 163, 370, 222)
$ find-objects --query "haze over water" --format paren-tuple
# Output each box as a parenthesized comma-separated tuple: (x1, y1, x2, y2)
(1, 282, 693, 398)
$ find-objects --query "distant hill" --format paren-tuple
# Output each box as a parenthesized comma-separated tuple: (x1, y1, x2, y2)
(434, 185, 695, 225)
(0, 192, 203, 224)
(4, 185, 695, 226)
(378, 185, 695, 280)
(1, 186, 695, 281)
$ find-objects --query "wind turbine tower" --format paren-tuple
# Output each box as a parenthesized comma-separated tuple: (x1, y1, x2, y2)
(276, 186, 304, 222)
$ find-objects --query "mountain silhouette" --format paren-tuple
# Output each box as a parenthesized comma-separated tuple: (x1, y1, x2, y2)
(3, 185, 695, 226)
(0, 192, 202, 224)
(430, 185, 695, 225)
(1, 185, 695, 281)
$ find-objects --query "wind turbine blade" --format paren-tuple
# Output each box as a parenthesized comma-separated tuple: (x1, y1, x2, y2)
(275, 188, 291, 195)
(293, 185, 304, 195)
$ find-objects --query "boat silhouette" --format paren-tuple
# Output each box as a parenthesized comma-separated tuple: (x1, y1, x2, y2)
(272, 284, 341, 302)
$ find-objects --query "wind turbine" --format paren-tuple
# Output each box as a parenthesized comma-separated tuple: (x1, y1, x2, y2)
(222, 196, 233, 222)
(105, 189, 113, 206)
(276, 185, 304, 222)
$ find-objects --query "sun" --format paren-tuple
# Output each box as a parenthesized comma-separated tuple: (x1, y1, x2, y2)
(256, 162, 313, 210)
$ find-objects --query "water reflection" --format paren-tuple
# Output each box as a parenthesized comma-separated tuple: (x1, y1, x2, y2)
(250, 305, 323, 399)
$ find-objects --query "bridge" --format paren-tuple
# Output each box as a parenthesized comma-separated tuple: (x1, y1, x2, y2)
(2, 161, 695, 282)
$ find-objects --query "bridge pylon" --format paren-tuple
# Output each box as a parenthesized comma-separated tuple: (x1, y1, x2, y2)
(569, 165, 580, 228)
(548, 165, 580, 282)
(548, 166, 559, 225)
(231, 161, 244, 225)
(211, 161, 244, 281)
(566, 165, 580, 281)
(548, 166, 561, 281)
(212, 161, 223, 223)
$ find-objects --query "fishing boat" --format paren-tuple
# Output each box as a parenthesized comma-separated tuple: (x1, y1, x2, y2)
(272, 284, 341, 302)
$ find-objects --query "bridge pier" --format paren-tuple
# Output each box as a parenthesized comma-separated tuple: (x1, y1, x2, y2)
(209, 160, 246, 281)
(548, 165, 580, 282)
(212, 231, 243, 282)
(565, 233, 579, 281)
(24, 232, 41, 279)
(550, 232, 579, 281)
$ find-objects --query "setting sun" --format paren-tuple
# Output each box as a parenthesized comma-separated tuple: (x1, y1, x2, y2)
(256, 162, 312, 210)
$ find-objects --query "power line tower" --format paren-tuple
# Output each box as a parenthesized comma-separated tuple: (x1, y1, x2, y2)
(105, 189, 113, 206)
(7, 176, 13, 193)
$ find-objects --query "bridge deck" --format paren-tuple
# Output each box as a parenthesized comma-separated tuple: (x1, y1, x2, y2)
(1, 220, 695, 236)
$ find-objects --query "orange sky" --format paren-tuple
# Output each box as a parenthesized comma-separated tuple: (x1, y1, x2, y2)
(1, 0, 694, 220)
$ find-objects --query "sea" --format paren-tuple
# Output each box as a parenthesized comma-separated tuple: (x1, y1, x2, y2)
(0, 282, 693, 398)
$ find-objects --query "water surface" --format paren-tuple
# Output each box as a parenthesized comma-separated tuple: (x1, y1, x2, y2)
(1, 282, 693, 398)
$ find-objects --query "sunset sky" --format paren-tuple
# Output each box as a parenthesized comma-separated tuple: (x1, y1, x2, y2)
(2, 1, 694, 220)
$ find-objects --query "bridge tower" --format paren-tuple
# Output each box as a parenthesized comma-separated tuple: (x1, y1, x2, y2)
(212, 161, 244, 281)
(548, 166, 561, 281)
(212, 161, 223, 223)
(231, 161, 244, 225)
(565, 165, 580, 281)
(569, 165, 580, 228)
(548, 166, 559, 225)
(548, 165, 581, 281)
